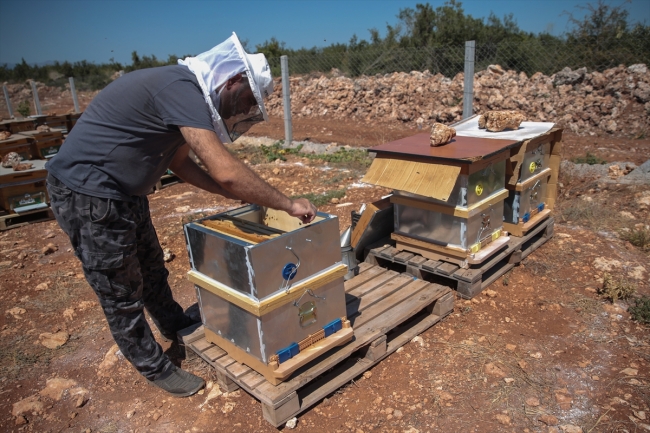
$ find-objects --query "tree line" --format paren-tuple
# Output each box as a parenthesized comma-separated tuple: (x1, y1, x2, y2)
(1, 1, 647, 90)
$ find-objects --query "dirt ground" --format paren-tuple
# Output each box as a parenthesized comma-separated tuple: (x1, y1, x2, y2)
(0, 115, 649, 433)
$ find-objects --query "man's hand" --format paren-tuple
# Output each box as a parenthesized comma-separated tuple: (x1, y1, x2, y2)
(287, 198, 317, 223)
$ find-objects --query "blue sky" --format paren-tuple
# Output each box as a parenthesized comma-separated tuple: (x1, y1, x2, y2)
(0, 0, 648, 67)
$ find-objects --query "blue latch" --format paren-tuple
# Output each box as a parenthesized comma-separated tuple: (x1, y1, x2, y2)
(537, 203, 545, 212)
(276, 342, 300, 363)
(323, 318, 343, 337)
(522, 212, 530, 223)
(282, 263, 298, 280)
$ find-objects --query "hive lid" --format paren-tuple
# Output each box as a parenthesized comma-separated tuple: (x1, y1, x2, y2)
(363, 133, 519, 201)
(0, 159, 48, 185)
(367, 133, 520, 164)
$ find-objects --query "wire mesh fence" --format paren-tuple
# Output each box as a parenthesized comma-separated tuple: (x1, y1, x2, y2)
(1, 33, 648, 120)
(267, 45, 467, 78)
(268, 36, 649, 79)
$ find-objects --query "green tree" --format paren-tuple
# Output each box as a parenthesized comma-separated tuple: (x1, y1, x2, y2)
(563, 0, 641, 69)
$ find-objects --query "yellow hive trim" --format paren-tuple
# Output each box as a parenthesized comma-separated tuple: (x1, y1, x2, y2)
(470, 229, 502, 254)
(362, 157, 460, 202)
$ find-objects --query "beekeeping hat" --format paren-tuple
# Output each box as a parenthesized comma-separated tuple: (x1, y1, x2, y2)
(179, 32, 274, 143)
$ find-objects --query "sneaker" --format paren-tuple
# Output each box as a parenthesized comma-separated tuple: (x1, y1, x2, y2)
(149, 365, 205, 397)
(159, 312, 202, 342)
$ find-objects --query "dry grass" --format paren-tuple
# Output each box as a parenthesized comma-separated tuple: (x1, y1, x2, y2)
(184, 353, 220, 384)
(557, 200, 620, 231)
(619, 227, 650, 252)
(598, 272, 636, 303)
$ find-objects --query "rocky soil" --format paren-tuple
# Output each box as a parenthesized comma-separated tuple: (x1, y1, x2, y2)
(0, 66, 649, 433)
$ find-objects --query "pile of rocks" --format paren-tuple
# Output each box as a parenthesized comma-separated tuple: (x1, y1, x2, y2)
(265, 63, 650, 137)
(2, 63, 648, 137)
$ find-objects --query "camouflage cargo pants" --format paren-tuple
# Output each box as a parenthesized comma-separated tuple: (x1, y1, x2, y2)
(47, 174, 192, 380)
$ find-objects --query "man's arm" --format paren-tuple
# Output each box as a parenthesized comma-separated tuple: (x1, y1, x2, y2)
(179, 126, 317, 223)
(168, 143, 239, 199)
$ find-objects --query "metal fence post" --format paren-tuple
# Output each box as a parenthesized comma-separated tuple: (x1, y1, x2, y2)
(463, 40, 475, 119)
(3, 85, 14, 118)
(30, 80, 43, 116)
(69, 77, 80, 113)
(280, 55, 293, 146)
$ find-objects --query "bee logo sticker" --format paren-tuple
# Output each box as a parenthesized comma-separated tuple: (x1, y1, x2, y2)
(529, 162, 537, 173)
(475, 183, 484, 196)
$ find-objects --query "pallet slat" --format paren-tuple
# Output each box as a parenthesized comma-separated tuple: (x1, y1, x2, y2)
(0, 207, 54, 231)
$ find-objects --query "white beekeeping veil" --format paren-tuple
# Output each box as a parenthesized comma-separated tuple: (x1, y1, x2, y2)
(179, 32, 274, 143)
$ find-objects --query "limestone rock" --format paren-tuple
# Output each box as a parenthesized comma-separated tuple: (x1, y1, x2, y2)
(429, 123, 456, 146)
(0, 130, 11, 140)
(12, 395, 43, 417)
(6, 307, 26, 319)
(553, 67, 587, 86)
(1, 151, 22, 168)
(526, 397, 541, 407)
(97, 344, 121, 377)
(39, 331, 70, 349)
(13, 162, 34, 171)
(485, 362, 507, 377)
(41, 243, 57, 255)
(478, 110, 525, 132)
(36, 124, 51, 132)
(163, 248, 174, 262)
(40, 378, 78, 400)
(560, 425, 583, 433)
(539, 415, 559, 426)
(555, 391, 573, 410)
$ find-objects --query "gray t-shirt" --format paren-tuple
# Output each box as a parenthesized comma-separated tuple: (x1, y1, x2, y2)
(46, 65, 214, 201)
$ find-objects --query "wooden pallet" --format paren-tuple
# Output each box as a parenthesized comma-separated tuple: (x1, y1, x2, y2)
(365, 216, 554, 299)
(153, 173, 182, 191)
(180, 264, 454, 427)
(0, 206, 54, 230)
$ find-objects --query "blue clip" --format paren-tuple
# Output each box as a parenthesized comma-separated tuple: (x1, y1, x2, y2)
(276, 342, 300, 364)
(537, 203, 545, 212)
(522, 212, 530, 223)
(282, 263, 298, 280)
(323, 318, 343, 337)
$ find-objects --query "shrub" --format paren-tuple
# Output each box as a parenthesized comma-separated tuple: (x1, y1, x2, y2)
(598, 272, 636, 303)
(619, 227, 650, 252)
(260, 141, 302, 162)
(571, 152, 606, 165)
(16, 100, 31, 117)
(628, 296, 650, 324)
